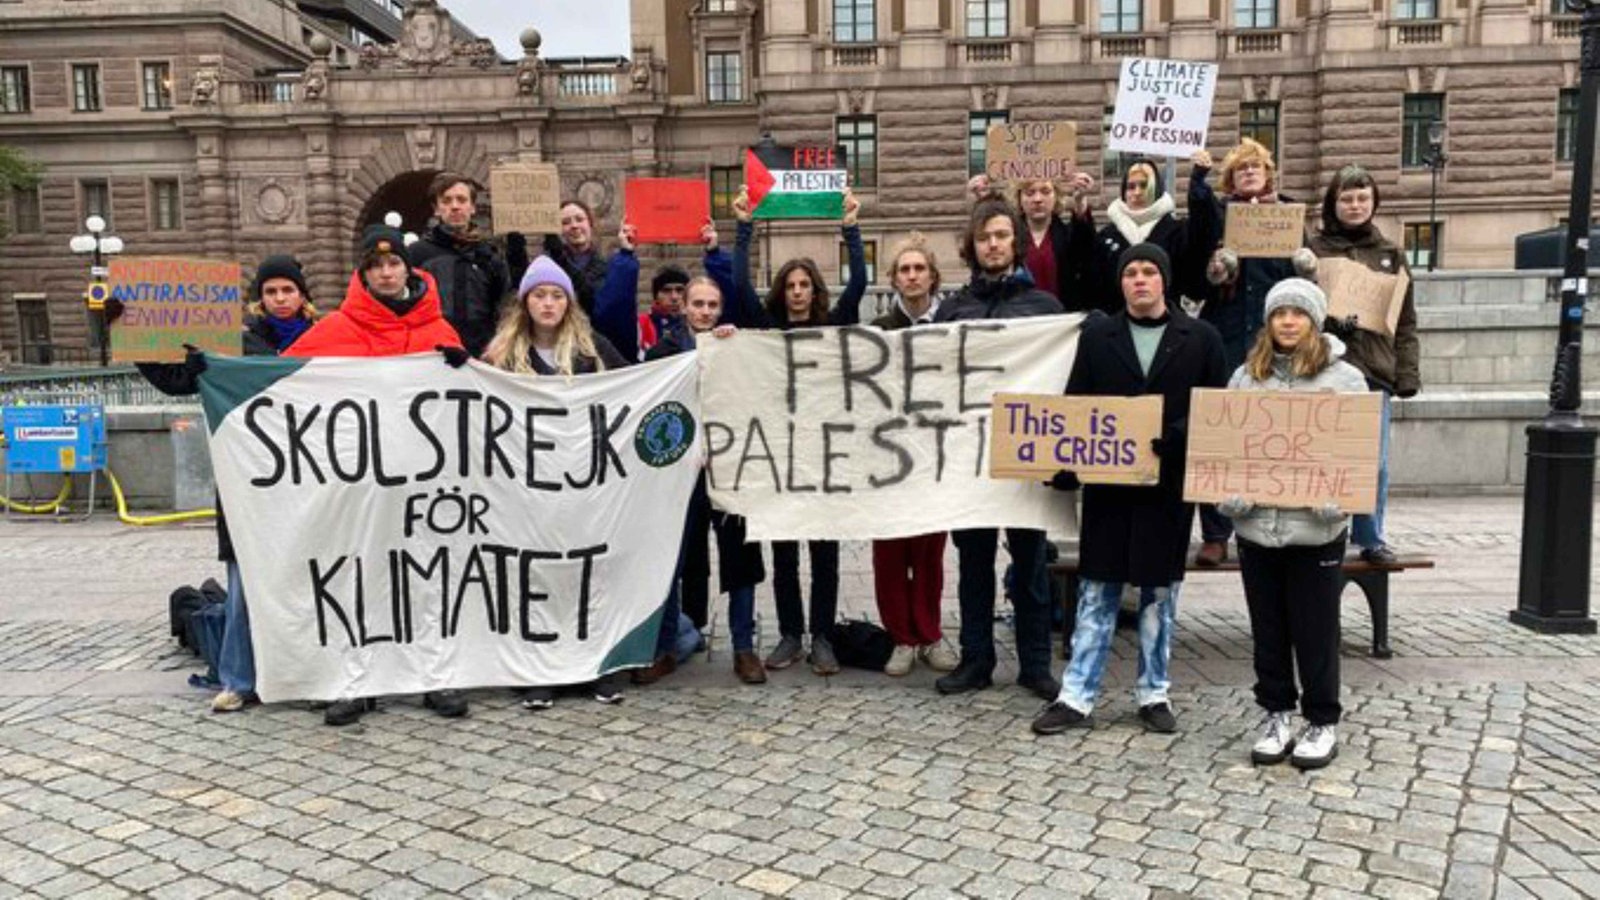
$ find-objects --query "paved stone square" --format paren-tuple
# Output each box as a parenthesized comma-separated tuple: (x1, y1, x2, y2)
(2, 496, 1599, 898)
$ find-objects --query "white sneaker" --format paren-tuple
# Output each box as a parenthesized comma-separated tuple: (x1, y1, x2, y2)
(918, 641, 960, 673)
(884, 644, 916, 676)
(1251, 710, 1296, 765)
(211, 690, 245, 713)
(1291, 724, 1338, 770)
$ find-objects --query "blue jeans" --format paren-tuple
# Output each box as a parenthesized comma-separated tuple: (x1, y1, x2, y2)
(1351, 390, 1392, 550)
(220, 561, 256, 695)
(727, 586, 756, 652)
(654, 578, 683, 660)
(1059, 578, 1180, 714)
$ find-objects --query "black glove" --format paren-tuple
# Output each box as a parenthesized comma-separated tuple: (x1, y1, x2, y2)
(437, 345, 470, 368)
(1048, 470, 1081, 492)
(541, 233, 565, 261)
(182, 344, 207, 378)
(1396, 386, 1418, 399)
(1150, 436, 1172, 459)
(1324, 314, 1360, 340)
(104, 297, 125, 325)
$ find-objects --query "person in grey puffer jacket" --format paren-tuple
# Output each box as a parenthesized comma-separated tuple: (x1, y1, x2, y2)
(1219, 278, 1368, 774)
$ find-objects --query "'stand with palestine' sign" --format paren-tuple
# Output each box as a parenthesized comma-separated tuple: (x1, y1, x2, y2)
(985, 121, 1078, 185)
(745, 144, 848, 220)
(698, 316, 1084, 541)
(196, 353, 703, 702)
(110, 257, 243, 363)
(989, 393, 1164, 485)
(1108, 58, 1218, 159)
(488, 161, 561, 235)
(1183, 388, 1381, 514)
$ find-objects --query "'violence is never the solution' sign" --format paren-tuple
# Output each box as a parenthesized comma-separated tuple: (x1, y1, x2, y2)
(198, 353, 702, 702)
(698, 316, 1083, 541)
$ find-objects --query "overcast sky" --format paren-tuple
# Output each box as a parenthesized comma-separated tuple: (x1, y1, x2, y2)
(444, 0, 631, 59)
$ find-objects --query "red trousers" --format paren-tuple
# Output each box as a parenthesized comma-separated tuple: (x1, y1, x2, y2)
(871, 532, 948, 646)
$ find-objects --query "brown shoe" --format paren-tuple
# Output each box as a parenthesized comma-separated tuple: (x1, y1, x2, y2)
(1194, 540, 1228, 567)
(734, 651, 768, 684)
(631, 655, 677, 685)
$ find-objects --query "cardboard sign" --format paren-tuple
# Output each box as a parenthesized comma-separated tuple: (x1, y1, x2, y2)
(624, 178, 711, 244)
(1317, 257, 1410, 337)
(1108, 58, 1218, 159)
(109, 257, 243, 362)
(1224, 203, 1306, 258)
(488, 162, 561, 234)
(986, 121, 1077, 184)
(745, 144, 848, 220)
(1183, 389, 1381, 514)
(989, 393, 1164, 485)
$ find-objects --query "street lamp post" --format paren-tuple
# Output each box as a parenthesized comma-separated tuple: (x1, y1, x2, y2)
(1422, 120, 1448, 272)
(68, 215, 124, 367)
(1511, 0, 1599, 635)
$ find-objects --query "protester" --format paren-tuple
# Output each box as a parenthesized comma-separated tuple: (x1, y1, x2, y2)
(869, 233, 958, 676)
(639, 276, 771, 685)
(541, 199, 609, 315)
(133, 254, 318, 714)
(968, 171, 1099, 311)
(1033, 243, 1229, 736)
(410, 172, 512, 358)
(731, 185, 867, 676)
(1309, 164, 1421, 565)
(284, 225, 470, 725)
(933, 197, 1063, 700)
(1220, 278, 1368, 769)
(1188, 138, 1318, 567)
(1088, 154, 1211, 310)
(483, 256, 629, 705)
(591, 220, 735, 362)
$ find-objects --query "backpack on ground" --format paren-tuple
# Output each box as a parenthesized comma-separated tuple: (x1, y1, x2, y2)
(828, 619, 894, 671)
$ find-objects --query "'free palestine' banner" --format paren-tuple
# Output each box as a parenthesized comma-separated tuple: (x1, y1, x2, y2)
(698, 316, 1084, 541)
(198, 353, 702, 702)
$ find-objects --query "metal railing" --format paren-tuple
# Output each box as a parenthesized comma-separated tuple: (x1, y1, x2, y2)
(0, 367, 186, 407)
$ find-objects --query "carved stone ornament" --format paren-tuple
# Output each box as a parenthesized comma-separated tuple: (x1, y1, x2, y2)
(847, 88, 867, 115)
(190, 56, 221, 106)
(397, 0, 453, 68)
(631, 60, 651, 93)
(411, 126, 438, 167)
(1418, 66, 1439, 91)
(574, 175, 613, 220)
(245, 178, 301, 226)
(980, 83, 999, 111)
(516, 58, 542, 97)
(1251, 75, 1272, 100)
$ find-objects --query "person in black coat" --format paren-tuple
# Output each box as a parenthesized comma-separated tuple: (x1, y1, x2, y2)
(1032, 243, 1229, 737)
(932, 197, 1065, 701)
(1088, 155, 1211, 311)
(968, 172, 1099, 312)
(409, 173, 512, 358)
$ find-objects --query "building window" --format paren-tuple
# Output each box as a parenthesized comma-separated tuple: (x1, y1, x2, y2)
(1102, 105, 1130, 186)
(1101, 0, 1142, 33)
(1404, 222, 1439, 268)
(837, 115, 878, 188)
(1235, 0, 1277, 28)
(704, 0, 738, 10)
(1402, 93, 1444, 168)
(141, 62, 173, 110)
(80, 179, 110, 226)
(71, 63, 101, 112)
(1394, 0, 1437, 18)
(1240, 101, 1280, 160)
(151, 179, 181, 231)
(1, 67, 29, 114)
(10, 186, 41, 234)
(834, 0, 876, 42)
(710, 166, 740, 219)
(969, 111, 1009, 178)
(966, 0, 1008, 37)
(706, 51, 743, 103)
(16, 298, 52, 365)
(1558, 89, 1580, 164)
(840, 239, 877, 285)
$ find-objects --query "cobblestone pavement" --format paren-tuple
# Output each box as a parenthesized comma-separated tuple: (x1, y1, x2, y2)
(2, 497, 1599, 898)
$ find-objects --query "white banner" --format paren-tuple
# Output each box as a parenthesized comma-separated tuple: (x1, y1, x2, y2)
(699, 316, 1082, 541)
(1108, 58, 1218, 159)
(198, 353, 701, 702)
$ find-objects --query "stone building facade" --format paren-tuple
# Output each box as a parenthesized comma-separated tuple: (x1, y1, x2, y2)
(0, 0, 1586, 364)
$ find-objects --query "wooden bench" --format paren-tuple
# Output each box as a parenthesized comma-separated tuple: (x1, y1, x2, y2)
(1047, 554, 1435, 660)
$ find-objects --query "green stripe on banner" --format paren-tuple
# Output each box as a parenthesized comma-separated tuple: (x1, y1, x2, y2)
(598, 606, 665, 673)
(754, 191, 844, 220)
(196, 355, 309, 435)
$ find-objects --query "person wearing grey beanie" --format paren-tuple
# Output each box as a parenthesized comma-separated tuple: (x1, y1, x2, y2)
(1220, 274, 1369, 771)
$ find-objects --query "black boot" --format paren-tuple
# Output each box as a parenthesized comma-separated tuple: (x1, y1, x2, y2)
(324, 697, 374, 727)
(422, 690, 468, 718)
(935, 658, 993, 695)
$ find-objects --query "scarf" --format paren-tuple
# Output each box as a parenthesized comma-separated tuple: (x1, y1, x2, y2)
(1315, 221, 1383, 254)
(1105, 193, 1176, 246)
(263, 314, 312, 352)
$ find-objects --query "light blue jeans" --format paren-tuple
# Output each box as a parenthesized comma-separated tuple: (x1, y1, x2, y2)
(1059, 578, 1180, 714)
(219, 561, 256, 695)
(1351, 390, 1392, 550)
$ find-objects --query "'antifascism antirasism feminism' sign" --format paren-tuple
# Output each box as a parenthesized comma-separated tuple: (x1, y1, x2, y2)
(697, 316, 1083, 541)
(198, 353, 701, 702)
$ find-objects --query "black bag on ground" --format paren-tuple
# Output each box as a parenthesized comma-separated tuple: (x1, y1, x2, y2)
(828, 619, 895, 670)
(169, 578, 226, 653)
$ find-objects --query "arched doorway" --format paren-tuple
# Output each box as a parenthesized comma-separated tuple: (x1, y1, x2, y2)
(356, 169, 440, 236)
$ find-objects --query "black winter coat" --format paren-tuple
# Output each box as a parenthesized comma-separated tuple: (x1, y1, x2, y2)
(1187, 175, 1303, 367)
(933, 268, 1063, 323)
(1067, 308, 1229, 585)
(1091, 215, 1186, 312)
(1040, 213, 1101, 313)
(410, 226, 511, 359)
(525, 333, 629, 376)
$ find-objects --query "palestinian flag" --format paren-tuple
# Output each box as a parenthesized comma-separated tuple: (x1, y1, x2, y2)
(745, 144, 849, 220)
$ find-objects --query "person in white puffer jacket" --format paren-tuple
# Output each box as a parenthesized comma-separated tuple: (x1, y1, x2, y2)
(1219, 277, 1369, 772)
